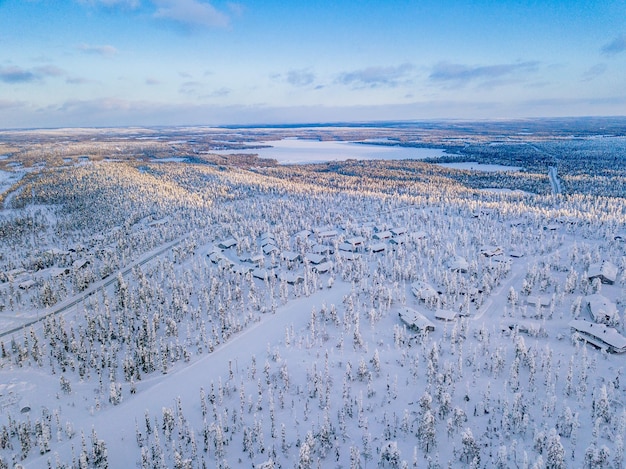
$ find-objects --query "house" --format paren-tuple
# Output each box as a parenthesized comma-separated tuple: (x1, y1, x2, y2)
(232, 263, 254, 275)
(585, 293, 619, 324)
(305, 253, 326, 265)
(569, 319, 626, 353)
(435, 309, 458, 321)
(480, 245, 504, 257)
(346, 236, 366, 251)
(373, 230, 392, 241)
(294, 230, 312, 241)
(262, 244, 279, 256)
(526, 295, 552, 309)
(339, 251, 361, 261)
(588, 261, 618, 285)
(447, 256, 469, 273)
(411, 281, 439, 302)
(339, 242, 355, 252)
(391, 227, 407, 236)
(313, 261, 333, 274)
(241, 253, 264, 265)
(389, 236, 406, 246)
(18, 279, 36, 290)
(399, 307, 435, 332)
(217, 238, 237, 250)
(369, 243, 386, 253)
(281, 251, 301, 263)
(311, 244, 333, 256)
(278, 271, 304, 285)
(252, 268, 274, 281)
(73, 259, 90, 270)
(318, 230, 338, 241)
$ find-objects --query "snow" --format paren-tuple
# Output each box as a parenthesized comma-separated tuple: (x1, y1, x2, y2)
(437, 161, 522, 172)
(210, 138, 449, 164)
(1, 133, 625, 469)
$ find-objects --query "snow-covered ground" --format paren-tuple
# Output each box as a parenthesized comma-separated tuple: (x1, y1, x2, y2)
(0, 132, 625, 469)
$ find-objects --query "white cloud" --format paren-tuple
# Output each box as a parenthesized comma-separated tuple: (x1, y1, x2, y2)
(77, 43, 119, 57)
(153, 0, 229, 28)
(78, 0, 140, 8)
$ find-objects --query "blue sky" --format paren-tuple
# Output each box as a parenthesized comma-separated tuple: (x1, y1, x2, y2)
(0, 0, 625, 128)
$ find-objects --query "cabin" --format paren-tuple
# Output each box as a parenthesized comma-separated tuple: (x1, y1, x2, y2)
(369, 242, 386, 253)
(313, 261, 333, 274)
(278, 271, 304, 285)
(294, 230, 312, 242)
(447, 256, 469, 273)
(72, 259, 90, 270)
(339, 251, 361, 261)
(373, 230, 392, 241)
(241, 253, 264, 265)
(339, 242, 355, 252)
(311, 244, 333, 256)
(281, 251, 301, 263)
(232, 263, 254, 275)
(435, 309, 458, 321)
(569, 319, 626, 353)
(411, 281, 439, 302)
(526, 295, 552, 309)
(480, 245, 504, 257)
(18, 279, 36, 290)
(305, 253, 326, 265)
(588, 261, 618, 285)
(318, 230, 338, 241)
(391, 227, 407, 237)
(262, 244, 279, 256)
(399, 307, 435, 332)
(585, 293, 619, 324)
(252, 268, 274, 281)
(346, 236, 366, 251)
(217, 238, 237, 250)
(389, 236, 406, 247)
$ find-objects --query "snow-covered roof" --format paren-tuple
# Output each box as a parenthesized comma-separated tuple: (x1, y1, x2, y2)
(480, 245, 504, 257)
(262, 244, 279, 255)
(435, 309, 457, 321)
(281, 251, 301, 262)
(339, 251, 361, 261)
(447, 256, 469, 272)
(369, 242, 386, 253)
(305, 253, 326, 265)
(526, 295, 552, 308)
(399, 307, 435, 332)
(569, 320, 626, 353)
(373, 230, 392, 240)
(346, 236, 366, 246)
(390, 227, 407, 236)
(588, 261, 618, 285)
(278, 271, 304, 284)
(313, 261, 333, 274)
(217, 238, 238, 249)
(411, 281, 439, 301)
(585, 293, 618, 323)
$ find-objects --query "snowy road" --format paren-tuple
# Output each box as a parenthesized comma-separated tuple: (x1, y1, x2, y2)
(0, 236, 186, 338)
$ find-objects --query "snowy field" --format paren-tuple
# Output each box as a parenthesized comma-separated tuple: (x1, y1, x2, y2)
(0, 126, 625, 469)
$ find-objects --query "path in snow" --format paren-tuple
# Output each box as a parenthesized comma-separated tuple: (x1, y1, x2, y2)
(0, 236, 186, 338)
(29, 282, 352, 468)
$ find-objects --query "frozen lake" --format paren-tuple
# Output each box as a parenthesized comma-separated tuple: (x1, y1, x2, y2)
(211, 138, 449, 164)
